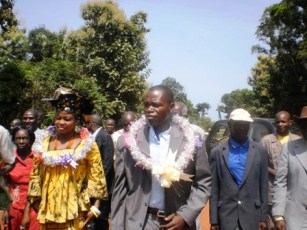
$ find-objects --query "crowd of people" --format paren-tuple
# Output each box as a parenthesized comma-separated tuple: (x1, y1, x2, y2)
(0, 84, 306, 230)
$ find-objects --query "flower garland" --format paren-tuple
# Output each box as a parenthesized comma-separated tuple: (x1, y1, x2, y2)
(33, 127, 94, 168)
(127, 115, 198, 188)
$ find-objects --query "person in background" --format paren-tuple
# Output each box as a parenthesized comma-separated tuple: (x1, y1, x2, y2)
(0, 125, 15, 230)
(272, 106, 307, 230)
(112, 111, 136, 152)
(260, 111, 300, 229)
(36, 110, 44, 129)
(86, 114, 114, 230)
(104, 119, 115, 135)
(111, 85, 211, 229)
(9, 119, 22, 135)
(172, 102, 206, 141)
(8, 127, 39, 230)
(22, 109, 48, 148)
(210, 108, 268, 230)
(22, 86, 108, 230)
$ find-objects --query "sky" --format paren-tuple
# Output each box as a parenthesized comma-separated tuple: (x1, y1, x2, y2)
(14, 0, 280, 121)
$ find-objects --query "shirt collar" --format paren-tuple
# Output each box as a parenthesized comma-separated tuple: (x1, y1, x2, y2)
(149, 125, 171, 142)
(229, 138, 249, 149)
(91, 127, 102, 139)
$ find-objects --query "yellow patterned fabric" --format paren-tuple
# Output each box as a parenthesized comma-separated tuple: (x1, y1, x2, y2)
(28, 137, 107, 226)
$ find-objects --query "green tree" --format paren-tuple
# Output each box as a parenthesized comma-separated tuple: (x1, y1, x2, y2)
(220, 89, 256, 117)
(195, 102, 210, 117)
(0, 0, 27, 61)
(28, 27, 66, 62)
(65, 1, 150, 121)
(254, 1, 307, 115)
(0, 61, 26, 125)
(248, 54, 277, 117)
(161, 77, 187, 102)
(0, 0, 17, 32)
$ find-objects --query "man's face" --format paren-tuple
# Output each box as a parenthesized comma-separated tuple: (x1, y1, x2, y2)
(275, 112, 291, 136)
(10, 120, 21, 131)
(144, 89, 174, 131)
(229, 120, 251, 143)
(122, 115, 136, 132)
(23, 111, 38, 131)
(105, 120, 115, 134)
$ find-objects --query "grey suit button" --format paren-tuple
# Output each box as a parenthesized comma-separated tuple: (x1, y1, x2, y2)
(139, 223, 143, 227)
(238, 200, 241, 204)
(144, 202, 148, 206)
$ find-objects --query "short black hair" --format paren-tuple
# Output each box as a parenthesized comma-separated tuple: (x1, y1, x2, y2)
(148, 85, 174, 103)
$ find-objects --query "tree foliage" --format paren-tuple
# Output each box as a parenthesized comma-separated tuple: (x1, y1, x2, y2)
(253, 0, 307, 116)
(220, 89, 257, 118)
(196, 102, 210, 117)
(161, 77, 188, 103)
(0, 0, 150, 126)
(65, 1, 150, 121)
(161, 76, 212, 130)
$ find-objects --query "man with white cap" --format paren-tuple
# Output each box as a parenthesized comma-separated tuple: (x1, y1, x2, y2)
(210, 108, 268, 230)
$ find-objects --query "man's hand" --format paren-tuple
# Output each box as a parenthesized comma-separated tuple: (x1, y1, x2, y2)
(275, 220, 285, 230)
(259, 221, 267, 230)
(160, 213, 186, 230)
(210, 224, 219, 230)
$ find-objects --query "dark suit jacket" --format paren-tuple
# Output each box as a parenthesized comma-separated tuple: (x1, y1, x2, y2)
(111, 124, 212, 230)
(209, 140, 268, 230)
(94, 127, 115, 194)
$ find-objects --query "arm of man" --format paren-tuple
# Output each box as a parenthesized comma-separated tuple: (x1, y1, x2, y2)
(0, 126, 15, 168)
(96, 131, 114, 192)
(110, 136, 128, 230)
(209, 147, 220, 227)
(169, 144, 212, 228)
(259, 145, 269, 223)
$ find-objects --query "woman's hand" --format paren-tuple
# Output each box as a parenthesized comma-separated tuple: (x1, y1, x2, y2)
(80, 211, 95, 230)
(21, 202, 31, 230)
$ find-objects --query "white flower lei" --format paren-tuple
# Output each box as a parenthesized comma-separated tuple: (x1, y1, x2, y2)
(33, 132, 95, 168)
(127, 115, 197, 174)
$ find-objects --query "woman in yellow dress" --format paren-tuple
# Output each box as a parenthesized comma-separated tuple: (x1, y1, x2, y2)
(22, 87, 108, 230)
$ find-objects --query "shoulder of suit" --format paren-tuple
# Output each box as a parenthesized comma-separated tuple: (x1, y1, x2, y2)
(289, 132, 301, 141)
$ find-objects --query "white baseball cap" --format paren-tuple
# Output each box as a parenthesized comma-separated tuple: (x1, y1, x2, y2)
(229, 108, 253, 122)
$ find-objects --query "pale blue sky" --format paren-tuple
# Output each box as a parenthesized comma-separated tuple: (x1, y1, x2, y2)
(15, 0, 280, 120)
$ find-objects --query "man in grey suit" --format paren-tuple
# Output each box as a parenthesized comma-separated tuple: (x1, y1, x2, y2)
(272, 105, 307, 230)
(111, 85, 212, 230)
(210, 108, 268, 230)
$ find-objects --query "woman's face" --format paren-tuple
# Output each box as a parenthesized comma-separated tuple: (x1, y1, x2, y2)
(54, 111, 77, 135)
(14, 129, 31, 150)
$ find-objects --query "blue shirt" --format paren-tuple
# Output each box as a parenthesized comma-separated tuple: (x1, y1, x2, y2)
(148, 126, 171, 210)
(228, 138, 249, 187)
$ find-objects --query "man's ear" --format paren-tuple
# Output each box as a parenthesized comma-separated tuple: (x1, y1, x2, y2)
(169, 102, 175, 112)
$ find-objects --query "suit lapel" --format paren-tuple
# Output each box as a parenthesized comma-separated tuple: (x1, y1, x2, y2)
(293, 139, 307, 172)
(241, 141, 255, 187)
(169, 126, 183, 161)
(137, 125, 150, 157)
(222, 143, 236, 179)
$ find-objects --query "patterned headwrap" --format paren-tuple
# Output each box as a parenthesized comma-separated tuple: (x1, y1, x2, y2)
(42, 86, 94, 120)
